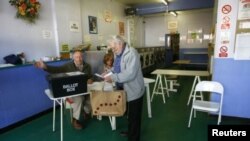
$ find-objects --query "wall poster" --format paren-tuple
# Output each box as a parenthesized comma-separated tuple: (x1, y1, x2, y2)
(214, 0, 238, 58)
(119, 21, 125, 36)
(88, 16, 98, 34)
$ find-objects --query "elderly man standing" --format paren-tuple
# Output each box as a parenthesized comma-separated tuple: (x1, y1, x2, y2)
(104, 35, 145, 141)
(34, 50, 93, 130)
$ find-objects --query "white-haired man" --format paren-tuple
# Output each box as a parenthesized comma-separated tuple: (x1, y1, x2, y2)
(104, 35, 145, 141)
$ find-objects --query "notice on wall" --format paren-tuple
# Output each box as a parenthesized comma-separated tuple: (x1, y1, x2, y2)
(42, 30, 52, 39)
(69, 21, 80, 32)
(103, 10, 113, 23)
(238, 0, 250, 20)
(234, 0, 250, 60)
(119, 21, 125, 36)
(234, 33, 250, 60)
(167, 21, 178, 33)
(214, 0, 238, 58)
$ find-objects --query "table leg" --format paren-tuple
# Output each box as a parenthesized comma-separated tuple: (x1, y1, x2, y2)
(151, 75, 160, 102)
(159, 75, 166, 103)
(146, 83, 152, 118)
(163, 75, 170, 97)
(60, 99, 63, 141)
(53, 100, 56, 132)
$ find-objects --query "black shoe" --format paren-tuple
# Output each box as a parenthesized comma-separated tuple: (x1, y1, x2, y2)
(83, 112, 90, 120)
(72, 118, 83, 130)
(120, 131, 128, 137)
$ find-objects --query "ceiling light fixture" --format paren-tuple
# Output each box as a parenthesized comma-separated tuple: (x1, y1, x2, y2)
(162, 0, 168, 5)
(169, 11, 177, 17)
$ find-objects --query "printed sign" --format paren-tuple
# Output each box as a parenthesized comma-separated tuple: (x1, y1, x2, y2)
(223, 16, 231, 23)
(69, 21, 80, 32)
(222, 5, 232, 14)
(221, 23, 231, 29)
(215, 0, 238, 58)
(219, 46, 228, 57)
(238, 0, 250, 20)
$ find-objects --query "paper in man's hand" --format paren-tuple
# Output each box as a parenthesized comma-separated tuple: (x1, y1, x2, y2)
(95, 72, 112, 79)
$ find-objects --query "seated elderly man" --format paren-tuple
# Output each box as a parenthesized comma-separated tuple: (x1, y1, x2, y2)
(34, 50, 93, 130)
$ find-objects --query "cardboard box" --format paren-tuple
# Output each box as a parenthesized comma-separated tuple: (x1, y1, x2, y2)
(90, 90, 126, 117)
(46, 72, 88, 98)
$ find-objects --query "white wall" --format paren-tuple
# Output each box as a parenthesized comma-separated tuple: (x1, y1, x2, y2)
(0, 0, 58, 63)
(144, 14, 167, 47)
(55, 0, 83, 51)
(130, 16, 146, 47)
(144, 9, 213, 48)
(0, 0, 127, 64)
(81, 0, 127, 49)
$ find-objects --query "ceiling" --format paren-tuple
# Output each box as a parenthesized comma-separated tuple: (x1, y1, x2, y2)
(115, 0, 214, 15)
(115, 0, 163, 6)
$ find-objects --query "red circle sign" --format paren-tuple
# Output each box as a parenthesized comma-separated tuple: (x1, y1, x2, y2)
(222, 5, 232, 14)
(220, 46, 228, 53)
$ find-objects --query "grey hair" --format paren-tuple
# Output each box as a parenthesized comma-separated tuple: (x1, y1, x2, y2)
(111, 35, 126, 44)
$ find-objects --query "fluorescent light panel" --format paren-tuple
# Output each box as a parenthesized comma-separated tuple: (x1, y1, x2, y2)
(169, 11, 177, 17)
(162, 0, 168, 5)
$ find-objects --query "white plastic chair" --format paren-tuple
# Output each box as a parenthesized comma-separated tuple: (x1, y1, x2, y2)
(188, 81, 224, 128)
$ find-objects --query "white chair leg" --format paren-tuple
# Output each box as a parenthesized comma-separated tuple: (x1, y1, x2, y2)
(218, 113, 221, 125)
(199, 92, 204, 101)
(194, 109, 196, 118)
(109, 116, 116, 130)
(188, 107, 194, 128)
(97, 115, 102, 120)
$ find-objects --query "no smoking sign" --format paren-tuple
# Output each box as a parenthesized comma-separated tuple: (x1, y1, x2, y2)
(222, 5, 232, 14)
(219, 46, 228, 57)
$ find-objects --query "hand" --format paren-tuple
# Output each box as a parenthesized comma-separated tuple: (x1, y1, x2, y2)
(34, 60, 47, 69)
(104, 75, 112, 83)
(101, 72, 107, 77)
(87, 79, 93, 84)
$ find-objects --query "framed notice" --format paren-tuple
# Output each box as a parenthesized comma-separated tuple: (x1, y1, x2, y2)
(234, 33, 250, 60)
(119, 22, 125, 36)
(168, 21, 178, 29)
(187, 29, 203, 44)
(88, 16, 98, 34)
(238, 0, 250, 20)
(69, 21, 80, 32)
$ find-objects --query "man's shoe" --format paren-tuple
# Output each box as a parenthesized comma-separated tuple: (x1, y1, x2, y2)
(120, 131, 128, 137)
(72, 118, 82, 130)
